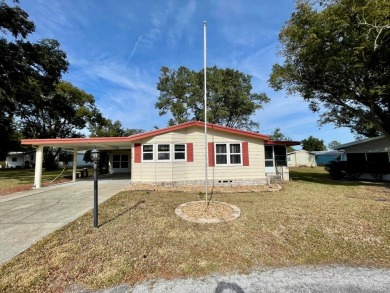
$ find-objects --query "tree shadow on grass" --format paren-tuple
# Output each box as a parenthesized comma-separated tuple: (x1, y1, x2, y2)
(215, 281, 245, 293)
(99, 200, 146, 227)
(289, 170, 390, 189)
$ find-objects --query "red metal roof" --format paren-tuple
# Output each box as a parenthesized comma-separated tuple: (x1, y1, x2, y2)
(21, 121, 300, 148)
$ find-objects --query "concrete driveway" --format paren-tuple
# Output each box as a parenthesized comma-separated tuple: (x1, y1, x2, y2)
(0, 173, 130, 265)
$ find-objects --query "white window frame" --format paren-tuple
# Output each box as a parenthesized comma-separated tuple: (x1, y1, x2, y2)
(141, 143, 188, 162)
(215, 143, 242, 166)
(174, 144, 186, 161)
(157, 144, 170, 161)
(142, 144, 154, 161)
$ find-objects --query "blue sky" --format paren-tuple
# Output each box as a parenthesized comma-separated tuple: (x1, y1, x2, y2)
(20, 0, 356, 147)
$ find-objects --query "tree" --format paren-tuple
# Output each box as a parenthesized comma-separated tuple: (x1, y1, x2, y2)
(301, 135, 326, 151)
(17, 81, 105, 139)
(0, 0, 69, 158)
(0, 116, 20, 160)
(269, 0, 390, 138)
(89, 119, 144, 137)
(268, 128, 295, 152)
(328, 140, 341, 150)
(15, 81, 107, 170)
(156, 66, 270, 131)
(268, 128, 292, 141)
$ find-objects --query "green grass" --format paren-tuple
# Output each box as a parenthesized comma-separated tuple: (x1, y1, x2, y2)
(0, 168, 389, 292)
(289, 166, 382, 186)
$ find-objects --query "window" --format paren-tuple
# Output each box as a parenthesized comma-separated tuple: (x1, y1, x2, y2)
(140, 143, 188, 162)
(265, 146, 274, 167)
(113, 154, 129, 169)
(12, 157, 17, 162)
(143, 145, 153, 161)
(158, 144, 170, 160)
(230, 144, 241, 164)
(216, 144, 227, 164)
(215, 143, 242, 165)
(174, 144, 186, 160)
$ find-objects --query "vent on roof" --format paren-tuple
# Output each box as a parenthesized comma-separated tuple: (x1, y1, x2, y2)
(218, 180, 233, 183)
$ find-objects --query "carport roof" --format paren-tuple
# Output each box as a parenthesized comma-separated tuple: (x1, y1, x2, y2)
(21, 121, 300, 150)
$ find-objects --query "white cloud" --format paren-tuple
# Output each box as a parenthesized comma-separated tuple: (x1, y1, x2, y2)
(168, 0, 197, 45)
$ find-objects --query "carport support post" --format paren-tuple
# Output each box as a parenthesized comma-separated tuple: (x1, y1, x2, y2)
(33, 145, 44, 189)
(72, 148, 77, 181)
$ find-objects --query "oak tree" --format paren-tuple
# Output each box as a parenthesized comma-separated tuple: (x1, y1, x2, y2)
(156, 66, 269, 131)
(0, 0, 68, 158)
(269, 0, 390, 137)
(301, 135, 326, 151)
(89, 119, 144, 137)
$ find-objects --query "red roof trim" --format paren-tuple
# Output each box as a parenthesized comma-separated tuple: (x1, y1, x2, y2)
(21, 136, 134, 145)
(21, 121, 271, 146)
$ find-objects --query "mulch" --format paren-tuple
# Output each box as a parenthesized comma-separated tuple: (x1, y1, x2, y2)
(181, 201, 234, 218)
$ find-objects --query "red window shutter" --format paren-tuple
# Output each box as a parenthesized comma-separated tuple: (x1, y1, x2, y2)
(187, 143, 193, 162)
(134, 143, 141, 163)
(208, 142, 215, 167)
(242, 142, 249, 166)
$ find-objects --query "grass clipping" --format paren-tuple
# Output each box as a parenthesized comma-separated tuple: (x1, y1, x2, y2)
(1, 175, 389, 292)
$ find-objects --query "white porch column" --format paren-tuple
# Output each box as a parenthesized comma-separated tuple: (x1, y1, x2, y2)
(72, 148, 78, 181)
(33, 145, 44, 189)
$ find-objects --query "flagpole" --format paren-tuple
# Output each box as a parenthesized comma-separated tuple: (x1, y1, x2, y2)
(204, 21, 208, 208)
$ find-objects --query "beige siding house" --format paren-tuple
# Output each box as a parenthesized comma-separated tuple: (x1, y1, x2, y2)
(21, 121, 299, 188)
(287, 150, 317, 167)
(131, 126, 268, 185)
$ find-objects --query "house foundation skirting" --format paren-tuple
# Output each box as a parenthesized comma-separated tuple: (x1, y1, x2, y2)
(130, 178, 270, 186)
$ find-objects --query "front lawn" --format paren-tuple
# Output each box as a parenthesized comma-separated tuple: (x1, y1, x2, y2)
(0, 168, 90, 195)
(0, 169, 389, 292)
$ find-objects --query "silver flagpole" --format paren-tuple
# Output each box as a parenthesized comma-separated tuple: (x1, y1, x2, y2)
(204, 21, 208, 208)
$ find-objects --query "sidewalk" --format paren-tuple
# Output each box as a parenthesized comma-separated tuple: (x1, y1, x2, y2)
(0, 174, 130, 265)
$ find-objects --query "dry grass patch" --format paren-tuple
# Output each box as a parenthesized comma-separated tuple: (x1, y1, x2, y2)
(0, 178, 389, 292)
(0, 169, 90, 195)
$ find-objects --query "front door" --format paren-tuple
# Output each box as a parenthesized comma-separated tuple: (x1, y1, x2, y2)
(265, 145, 288, 174)
(265, 145, 276, 174)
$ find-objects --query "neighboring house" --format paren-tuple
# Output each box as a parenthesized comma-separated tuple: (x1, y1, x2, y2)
(335, 136, 390, 181)
(57, 151, 89, 168)
(287, 150, 317, 167)
(5, 151, 35, 168)
(311, 150, 343, 166)
(21, 121, 300, 188)
(5, 150, 87, 169)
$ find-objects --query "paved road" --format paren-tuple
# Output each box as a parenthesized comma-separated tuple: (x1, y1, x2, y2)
(0, 174, 130, 265)
(74, 266, 390, 293)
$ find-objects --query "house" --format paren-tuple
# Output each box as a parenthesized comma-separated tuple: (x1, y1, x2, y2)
(5, 151, 35, 168)
(335, 136, 390, 181)
(21, 121, 300, 188)
(287, 150, 317, 167)
(5, 150, 88, 169)
(311, 150, 343, 166)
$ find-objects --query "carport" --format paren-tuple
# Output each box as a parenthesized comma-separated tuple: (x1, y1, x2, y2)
(21, 137, 134, 188)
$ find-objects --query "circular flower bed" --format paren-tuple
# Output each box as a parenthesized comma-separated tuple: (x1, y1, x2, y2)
(175, 201, 241, 223)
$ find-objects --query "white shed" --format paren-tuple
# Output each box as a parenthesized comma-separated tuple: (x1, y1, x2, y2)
(287, 150, 317, 167)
